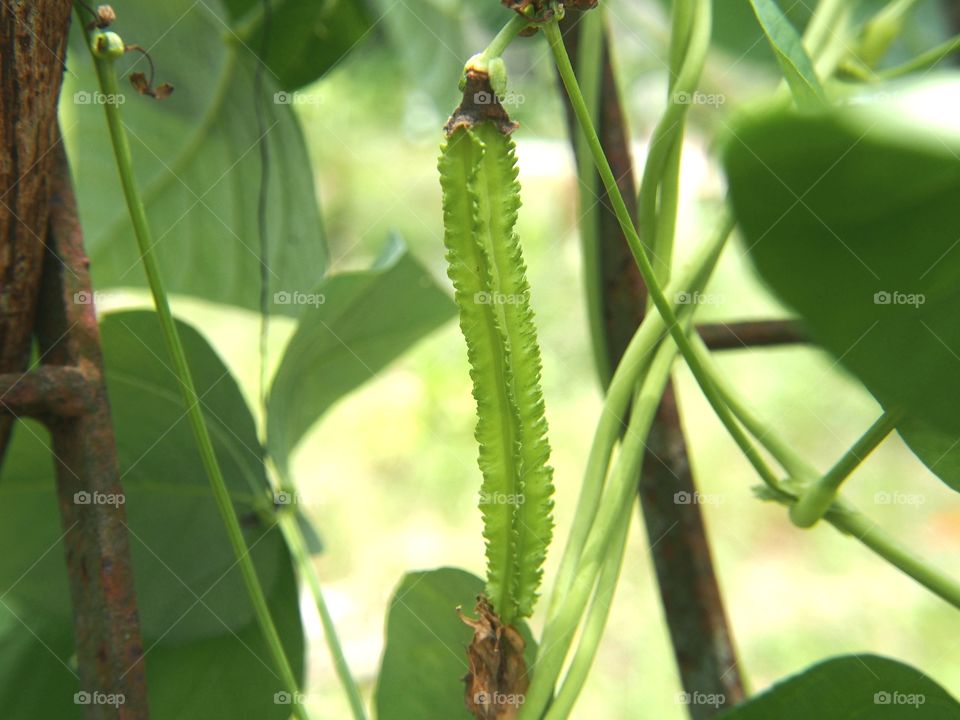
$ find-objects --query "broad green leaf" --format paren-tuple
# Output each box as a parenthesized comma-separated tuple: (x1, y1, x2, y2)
(0, 311, 303, 718)
(62, 0, 326, 315)
(266, 235, 456, 474)
(222, 0, 373, 89)
(897, 416, 960, 493)
(374, 568, 537, 720)
(748, 0, 825, 108)
(717, 655, 960, 719)
(724, 106, 960, 435)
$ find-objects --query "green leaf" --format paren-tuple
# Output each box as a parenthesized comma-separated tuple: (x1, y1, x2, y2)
(374, 568, 537, 720)
(897, 416, 960, 494)
(223, 0, 373, 89)
(717, 655, 960, 719)
(266, 235, 456, 474)
(724, 107, 960, 435)
(748, 0, 825, 108)
(0, 311, 303, 718)
(62, 0, 327, 315)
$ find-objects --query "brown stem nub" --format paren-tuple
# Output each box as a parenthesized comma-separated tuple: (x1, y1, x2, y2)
(444, 70, 518, 137)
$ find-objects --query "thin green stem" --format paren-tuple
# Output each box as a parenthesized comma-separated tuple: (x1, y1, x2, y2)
(543, 210, 733, 646)
(479, 13, 530, 62)
(859, 0, 922, 68)
(572, 9, 610, 388)
(827, 500, 960, 609)
(877, 33, 960, 79)
(790, 409, 903, 528)
(278, 512, 368, 720)
(545, 494, 633, 718)
(688, 333, 808, 486)
(81, 22, 309, 720)
(522, 335, 680, 719)
(546, 19, 783, 496)
(637, 0, 711, 285)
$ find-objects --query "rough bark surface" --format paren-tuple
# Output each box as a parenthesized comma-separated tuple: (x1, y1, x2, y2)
(0, 0, 73, 460)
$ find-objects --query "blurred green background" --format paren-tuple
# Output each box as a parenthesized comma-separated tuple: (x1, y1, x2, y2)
(96, 0, 960, 716)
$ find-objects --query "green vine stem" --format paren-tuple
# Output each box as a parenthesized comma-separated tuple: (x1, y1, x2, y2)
(790, 409, 903, 528)
(545, 18, 784, 496)
(875, 33, 960, 78)
(521, 336, 682, 718)
(540, 209, 735, 647)
(684, 343, 960, 611)
(544, 498, 632, 719)
(277, 511, 368, 720)
(638, 0, 711, 285)
(570, 8, 609, 386)
(81, 22, 310, 720)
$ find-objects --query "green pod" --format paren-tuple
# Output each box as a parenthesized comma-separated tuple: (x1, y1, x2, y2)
(439, 123, 554, 624)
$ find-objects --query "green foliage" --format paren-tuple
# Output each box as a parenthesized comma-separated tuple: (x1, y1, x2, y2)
(717, 655, 960, 719)
(0, 312, 303, 718)
(62, 0, 327, 315)
(897, 416, 960, 494)
(222, 0, 373, 89)
(747, 0, 825, 107)
(266, 235, 457, 476)
(724, 106, 960, 436)
(439, 123, 554, 625)
(374, 568, 536, 720)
